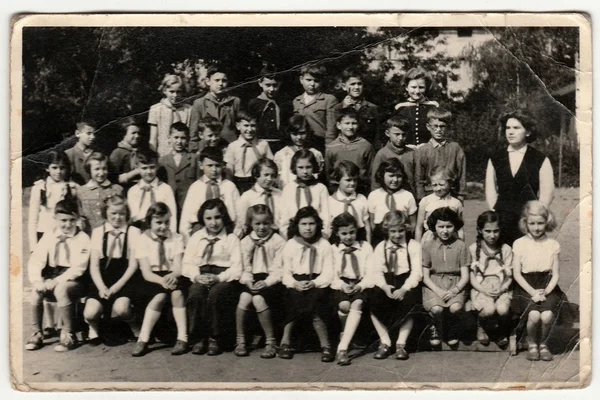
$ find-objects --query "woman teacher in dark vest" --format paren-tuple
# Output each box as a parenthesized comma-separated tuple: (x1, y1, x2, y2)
(485, 110, 555, 245)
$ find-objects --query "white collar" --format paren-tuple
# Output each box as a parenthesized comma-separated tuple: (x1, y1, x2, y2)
(197, 227, 227, 240)
(507, 144, 528, 153)
(104, 222, 127, 234)
(335, 190, 357, 201)
(201, 175, 222, 184)
(139, 178, 159, 188)
(85, 179, 112, 189)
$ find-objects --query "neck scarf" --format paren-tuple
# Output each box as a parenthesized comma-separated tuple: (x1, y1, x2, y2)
(54, 234, 72, 266)
(139, 184, 156, 209)
(241, 140, 262, 174)
(201, 236, 221, 264)
(147, 231, 167, 268)
(295, 180, 314, 209)
(205, 179, 220, 200)
(105, 229, 124, 269)
(333, 192, 358, 221)
(250, 232, 274, 272)
(341, 246, 360, 279)
(294, 236, 317, 280)
(384, 188, 397, 211)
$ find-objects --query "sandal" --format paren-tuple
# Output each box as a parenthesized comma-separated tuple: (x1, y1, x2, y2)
(539, 344, 554, 361)
(260, 343, 277, 359)
(234, 343, 249, 357)
(526, 344, 540, 361)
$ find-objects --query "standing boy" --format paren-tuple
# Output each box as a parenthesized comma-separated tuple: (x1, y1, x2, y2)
(158, 122, 200, 217)
(224, 111, 274, 193)
(65, 120, 97, 185)
(127, 148, 178, 232)
(414, 109, 466, 202)
(109, 118, 143, 191)
(196, 117, 228, 157)
(371, 116, 416, 194)
(189, 66, 241, 144)
(292, 65, 338, 150)
(325, 108, 374, 195)
(333, 67, 380, 148)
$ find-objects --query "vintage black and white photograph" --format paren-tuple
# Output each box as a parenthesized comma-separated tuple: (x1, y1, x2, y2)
(9, 13, 592, 390)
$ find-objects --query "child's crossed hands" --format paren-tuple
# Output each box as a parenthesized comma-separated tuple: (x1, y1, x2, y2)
(252, 280, 267, 293)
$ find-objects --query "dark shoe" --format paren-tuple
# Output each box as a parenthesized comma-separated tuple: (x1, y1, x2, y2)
(43, 327, 58, 339)
(477, 326, 490, 346)
(447, 338, 459, 347)
(278, 343, 293, 359)
(321, 346, 334, 363)
(132, 341, 149, 357)
(87, 336, 103, 347)
(395, 344, 409, 360)
(25, 331, 44, 351)
(373, 343, 392, 360)
(234, 343, 249, 357)
(526, 345, 540, 361)
(171, 340, 189, 355)
(429, 325, 442, 347)
(497, 336, 509, 349)
(539, 344, 554, 362)
(54, 332, 77, 352)
(336, 350, 350, 366)
(192, 341, 206, 355)
(260, 343, 277, 359)
(207, 338, 221, 356)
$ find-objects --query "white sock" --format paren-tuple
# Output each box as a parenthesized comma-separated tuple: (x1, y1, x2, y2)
(85, 320, 99, 339)
(338, 309, 362, 351)
(172, 307, 188, 342)
(370, 313, 391, 346)
(139, 308, 161, 343)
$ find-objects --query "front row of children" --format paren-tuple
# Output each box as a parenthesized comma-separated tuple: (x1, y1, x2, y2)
(27, 196, 565, 364)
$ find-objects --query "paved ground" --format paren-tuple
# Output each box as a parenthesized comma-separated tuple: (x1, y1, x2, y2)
(17, 187, 582, 385)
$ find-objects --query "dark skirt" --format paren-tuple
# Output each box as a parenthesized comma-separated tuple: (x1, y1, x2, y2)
(284, 274, 330, 324)
(136, 270, 191, 308)
(366, 272, 422, 324)
(332, 278, 366, 304)
(87, 263, 144, 310)
(511, 271, 565, 315)
(233, 176, 255, 194)
(241, 273, 283, 308)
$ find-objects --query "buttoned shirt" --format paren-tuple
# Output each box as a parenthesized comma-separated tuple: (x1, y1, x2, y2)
(224, 137, 274, 177)
(237, 184, 285, 231)
(65, 143, 93, 185)
(292, 92, 339, 144)
(135, 231, 184, 272)
(281, 180, 331, 235)
(90, 223, 141, 260)
(281, 237, 334, 289)
(367, 188, 417, 224)
(371, 142, 416, 193)
(330, 241, 373, 290)
(182, 228, 242, 282)
(158, 152, 200, 208)
(422, 237, 470, 274)
(127, 178, 178, 232)
(366, 239, 423, 290)
(240, 231, 286, 287)
(78, 180, 124, 231)
(418, 193, 463, 230)
(513, 235, 560, 274)
(414, 139, 466, 200)
(189, 93, 241, 143)
(329, 191, 369, 229)
(148, 100, 192, 157)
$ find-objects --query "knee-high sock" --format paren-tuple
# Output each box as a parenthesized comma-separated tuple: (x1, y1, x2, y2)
(32, 302, 43, 332)
(397, 317, 414, 346)
(370, 313, 391, 346)
(312, 316, 330, 348)
(338, 309, 362, 351)
(281, 321, 294, 346)
(139, 308, 162, 343)
(236, 307, 247, 344)
(172, 307, 188, 342)
(257, 308, 275, 345)
(58, 305, 75, 333)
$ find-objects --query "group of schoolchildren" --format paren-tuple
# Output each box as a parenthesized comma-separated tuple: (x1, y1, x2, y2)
(26, 63, 565, 366)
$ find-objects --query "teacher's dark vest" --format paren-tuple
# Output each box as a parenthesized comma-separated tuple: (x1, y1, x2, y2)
(490, 145, 546, 210)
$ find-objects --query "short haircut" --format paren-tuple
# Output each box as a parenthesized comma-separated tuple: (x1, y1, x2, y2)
(259, 64, 279, 81)
(251, 158, 278, 179)
(285, 115, 308, 136)
(197, 198, 234, 234)
(384, 116, 411, 132)
(236, 109, 257, 123)
(144, 202, 171, 226)
(341, 66, 364, 83)
(381, 210, 409, 235)
(330, 212, 359, 245)
(76, 120, 96, 131)
(300, 64, 326, 80)
(54, 199, 79, 217)
(374, 158, 407, 190)
(290, 148, 319, 175)
(401, 67, 434, 93)
(136, 148, 159, 166)
(119, 117, 142, 134)
(199, 147, 224, 164)
(101, 194, 130, 221)
(206, 66, 227, 79)
(43, 150, 71, 171)
(429, 165, 455, 183)
(198, 116, 223, 134)
(331, 160, 359, 182)
(426, 207, 464, 232)
(287, 206, 323, 241)
(518, 200, 557, 234)
(84, 152, 108, 174)
(170, 122, 190, 136)
(245, 204, 275, 229)
(158, 74, 183, 92)
(498, 109, 538, 143)
(336, 107, 359, 123)
(427, 108, 452, 123)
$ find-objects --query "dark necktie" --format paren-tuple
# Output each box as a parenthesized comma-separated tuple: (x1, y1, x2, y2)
(385, 190, 397, 211)
(105, 230, 123, 268)
(202, 237, 221, 264)
(54, 235, 71, 266)
(294, 236, 317, 280)
(295, 181, 313, 209)
(341, 246, 360, 279)
(335, 193, 358, 221)
(205, 179, 220, 200)
(263, 188, 275, 217)
(139, 185, 156, 209)
(150, 233, 167, 269)
(385, 245, 399, 281)
(251, 234, 272, 272)
(241, 142, 262, 174)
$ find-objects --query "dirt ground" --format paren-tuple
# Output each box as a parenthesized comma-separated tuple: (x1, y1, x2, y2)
(17, 187, 582, 385)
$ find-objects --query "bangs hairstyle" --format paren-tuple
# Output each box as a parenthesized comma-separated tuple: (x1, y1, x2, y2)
(384, 116, 411, 132)
(54, 199, 79, 217)
(427, 108, 452, 123)
(518, 200, 557, 234)
(341, 66, 364, 83)
(287, 206, 323, 241)
(331, 160, 359, 182)
(236, 109, 257, 123)
(198, 116, 223, 134)
(375, 158, 407, 189)
(144, 202, 171, 226)
(426, 207, 464, 232)
(251, 158, 278, 179)
(42, 150, 71, 171)
(136, 148, 159, 166)
(259, 64, 279, 81)
(300, 64, 326, 80)
(429, 165, 455, 184)
(197, 198, 234, 234)
(84, 152, 108, 174)
(285, 115, 308, 136)
(158, 74, 183, 92)
(76, 120, 97, 131)
(336, 107, 359, 123)
(401, 67, 434, 93)
(245, 204, 275, 229)
(199, 146, 224, 164)
(290, 148, 319, 175)
(170, 121, 190, 136)
(381, 210, 409, 235)
(330, 213, 359, 245)
(498, 109, 538, 143)
(206, 66, 227, 79)
(101, 194, 131, 221)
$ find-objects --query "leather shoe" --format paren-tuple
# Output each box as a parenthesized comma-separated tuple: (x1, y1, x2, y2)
(207, 339, 222, 356)
(373, 343, 392, 359)
(278, 343, 293, 359)
(321, 346, 334, 363)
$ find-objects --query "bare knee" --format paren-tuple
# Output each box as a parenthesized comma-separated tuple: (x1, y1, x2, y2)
(171, 290, 185, 308)
(238, 292, 252, 310)
(338, 301, 351, 314)
(496, 303, 510, 317)
(148, 294, 167, 311)
(350, 299, 363, 310)
(479, 305, 495, 318)
(112, 298, 132, 319)
(540, 311, 554, 324)
(83, 299, 103, 321)
(430, 306, 444, 316)
(528, 311, 541, 323)
(449, 303, 463, 314)
(252, 295, 268, 313)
